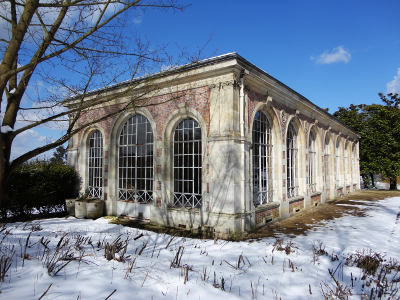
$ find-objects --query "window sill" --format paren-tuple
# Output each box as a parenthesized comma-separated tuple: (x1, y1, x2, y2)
(117, 200, 152, 205)
(311, 192, 321, 197)
(288, 196, 304, 204)
(166, 206, 201, 213)
(255, 202, 280, 212)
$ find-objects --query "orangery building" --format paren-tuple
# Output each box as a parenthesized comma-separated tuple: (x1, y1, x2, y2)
(66, 53, 360, 237)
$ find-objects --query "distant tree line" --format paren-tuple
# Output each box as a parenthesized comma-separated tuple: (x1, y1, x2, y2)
(334, 93, 400, 190)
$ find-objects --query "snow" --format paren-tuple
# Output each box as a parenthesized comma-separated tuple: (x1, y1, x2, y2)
(9, 88, 16, 94)
(0, 197, 399, 299)
(375, 181, 400, 190)
(0, 125, 12, 133)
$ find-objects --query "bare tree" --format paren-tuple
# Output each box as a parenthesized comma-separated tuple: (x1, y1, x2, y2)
(0, 0, 188, 206)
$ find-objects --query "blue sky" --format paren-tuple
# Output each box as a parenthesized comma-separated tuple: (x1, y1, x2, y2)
(6, 0, 400, 159)
(138, 0, 400, 111)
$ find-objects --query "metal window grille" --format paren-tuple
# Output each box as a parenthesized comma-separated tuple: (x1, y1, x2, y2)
(252, 111, 273, 206)
(173, 119, 202, 208)
(88, 130, 103, 198)
(287, 123, 298, 198)
(118, 114, 153, 203)
(344, 146, 348, 184)
(335, 140, 340, 187)
(324, 136, 330, 187)
(308, 131, 317, 193)
(351, 145, 356, 184)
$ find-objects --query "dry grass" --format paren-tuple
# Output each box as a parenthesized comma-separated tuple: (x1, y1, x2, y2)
(247, 190, 400, 239)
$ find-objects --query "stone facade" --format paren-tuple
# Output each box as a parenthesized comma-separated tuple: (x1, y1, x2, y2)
(66, 53, 360, 238)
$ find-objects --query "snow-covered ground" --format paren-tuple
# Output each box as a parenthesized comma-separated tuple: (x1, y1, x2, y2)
(1, 197, 400, 299)
(375, 181, 400, 190)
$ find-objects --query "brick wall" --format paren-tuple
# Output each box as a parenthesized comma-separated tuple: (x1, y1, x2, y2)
(289, 198, 304, 214)
(311, 194, 321, 206)
(76, 86, 210, 147)
(255, 206, 280, 225)
(337, 187, 343, 195)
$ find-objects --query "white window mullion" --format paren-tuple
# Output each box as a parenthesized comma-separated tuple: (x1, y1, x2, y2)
(88, 130, 103, 198)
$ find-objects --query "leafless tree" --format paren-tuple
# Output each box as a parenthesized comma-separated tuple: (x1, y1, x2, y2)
(0, 0, 190, 205)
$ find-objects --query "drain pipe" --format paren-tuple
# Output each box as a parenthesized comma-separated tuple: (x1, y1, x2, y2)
(239, 69, 249, 231)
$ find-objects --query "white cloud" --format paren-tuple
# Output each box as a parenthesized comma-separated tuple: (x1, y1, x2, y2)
(386, 68, 400, 94)
(11, 128, 48, 160)
(311, 46, 351, 64)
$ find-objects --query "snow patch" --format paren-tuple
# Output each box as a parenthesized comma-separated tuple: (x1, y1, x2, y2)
(0, 125, 13, 133)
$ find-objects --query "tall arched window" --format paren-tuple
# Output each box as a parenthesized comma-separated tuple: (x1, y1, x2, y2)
(252, 111, 273, 206)
(324, 135, 330, 188)
(335, 139, 340, 187)
(118, 114, 153, 203)
(308, 131, 316, 193)
(88, 130, 103, 198)
(344, 143, 349, 185)
(173, 118, 202, 208)
(352, 144, 356, 184)
(287, 123, 298, 198)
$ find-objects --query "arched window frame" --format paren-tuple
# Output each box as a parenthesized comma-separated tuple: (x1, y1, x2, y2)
(287, 123, 298, 198)
(324, 135, 330, 188)
(87, 130, 103, 198)
(351, 143, 357, 184)
(308, 130, 316, 193)
(117, 114, 154, 203)
(252, 111, 273, 206)
(173, 118, 202, 208)
(344, 142, 349, 185)
(335, 139, 340, 187)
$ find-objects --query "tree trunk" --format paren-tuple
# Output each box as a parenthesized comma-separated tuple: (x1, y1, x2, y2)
(369, 172, 375, 188)
(0, 133, 12, 208)
(362, 175, 369, 189)
(0, 136, 6, 208)
(389, 177, 397, 190)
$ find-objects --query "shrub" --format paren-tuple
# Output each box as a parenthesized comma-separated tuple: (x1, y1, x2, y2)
(3, 161, 80, 219)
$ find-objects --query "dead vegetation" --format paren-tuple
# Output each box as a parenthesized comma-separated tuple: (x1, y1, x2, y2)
(0, 190, 398, 298)
(272, 239, 296, 255)
(104, 235, 129, 262)
(320, 250, 400, 299)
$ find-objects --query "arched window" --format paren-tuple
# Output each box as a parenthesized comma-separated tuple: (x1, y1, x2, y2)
(287, 123, 298, 198)
(88, 130, 103, 198)
(252, 111, 273, 206)
(344, 143, 349, 185)
(173, 118, 202, 208)
(118, 114, 153, 203)
(352, 144, 356, 183)
(324, 135, 330, 187)
(308, 131, 316, 193)
(335, 139, 340, 187)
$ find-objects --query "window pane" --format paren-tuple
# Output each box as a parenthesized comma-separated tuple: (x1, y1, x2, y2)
(173, 118, 202, 208)
(252, 112, 273, 206)
(118, 115, 153, 202)
(88, 130, 103, 198)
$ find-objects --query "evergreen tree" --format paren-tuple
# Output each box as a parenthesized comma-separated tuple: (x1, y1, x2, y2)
(334, 94, 400, 190)
(50, 146, 67, 165)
